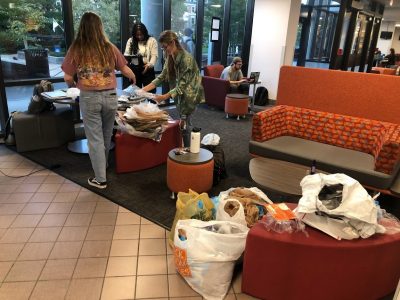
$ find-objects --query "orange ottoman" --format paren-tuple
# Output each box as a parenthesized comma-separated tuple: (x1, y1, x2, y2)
(225, 93, 249, 120)
(115, 120, 181, 173)
(167, 148, 214, 197)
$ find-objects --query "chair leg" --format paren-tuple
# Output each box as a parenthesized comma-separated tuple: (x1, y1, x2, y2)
(226, 113, 229, 119)
(237, 115, 240, 120)
(170, 191, 175, 200)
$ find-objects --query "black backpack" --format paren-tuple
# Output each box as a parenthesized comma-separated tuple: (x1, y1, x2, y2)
(201, 144, 227, 186)
(27, 80, 56, 114)
(254, 86, 269, 106)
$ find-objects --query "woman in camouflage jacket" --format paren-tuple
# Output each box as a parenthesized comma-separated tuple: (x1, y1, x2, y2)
(142, 30, 204, 147)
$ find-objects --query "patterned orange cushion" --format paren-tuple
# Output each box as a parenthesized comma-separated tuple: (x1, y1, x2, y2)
(252, 105, 400, 175)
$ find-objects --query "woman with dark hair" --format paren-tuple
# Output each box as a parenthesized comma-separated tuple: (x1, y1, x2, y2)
(124, 22, 158, 91)
(385, 48, 396, 67)
(62, 12, 136, 189)
(141, 30, 204, 147)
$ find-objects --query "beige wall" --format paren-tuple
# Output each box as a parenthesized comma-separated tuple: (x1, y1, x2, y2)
(248, 0, 301, 100)
(391, 27, 400, 53)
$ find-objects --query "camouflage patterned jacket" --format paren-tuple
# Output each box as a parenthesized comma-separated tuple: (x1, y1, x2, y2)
(152, 50, 204, 116)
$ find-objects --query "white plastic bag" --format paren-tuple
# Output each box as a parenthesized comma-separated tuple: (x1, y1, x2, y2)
(201, 133, 220, 146)
(296, 173, 385, 240)
(218, 187, 273, 204)
(66, 87, 80, 100)
(216, 198, 247, 227)
(174, 219, 249, 300)
(216, 187, 273, 227)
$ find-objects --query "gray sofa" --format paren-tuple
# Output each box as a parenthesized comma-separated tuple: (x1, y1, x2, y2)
(249, 66, 400, 195)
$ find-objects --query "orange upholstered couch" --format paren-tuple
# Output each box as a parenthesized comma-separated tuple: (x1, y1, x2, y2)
(202, 64, 230, 109)
(249, 66, 400, 193)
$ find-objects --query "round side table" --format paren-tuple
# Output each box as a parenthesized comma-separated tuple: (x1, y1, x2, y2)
(225, 93, 249, 120)
(167, 148, 214, 198)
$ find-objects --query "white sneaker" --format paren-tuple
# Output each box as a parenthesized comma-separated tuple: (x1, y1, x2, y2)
(88, 177, 107, 189)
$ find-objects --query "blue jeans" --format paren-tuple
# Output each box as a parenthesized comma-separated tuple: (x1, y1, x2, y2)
(80, 89, 117, 183)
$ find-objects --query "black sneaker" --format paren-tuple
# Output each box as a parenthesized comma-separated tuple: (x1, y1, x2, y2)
(88, 177, 107, 189)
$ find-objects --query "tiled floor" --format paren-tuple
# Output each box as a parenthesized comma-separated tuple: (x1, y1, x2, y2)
(0, 145, 256, 300)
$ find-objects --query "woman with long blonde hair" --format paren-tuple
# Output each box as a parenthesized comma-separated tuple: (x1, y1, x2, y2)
(62, 12, 136, 189)
(142, 30, 204, 147)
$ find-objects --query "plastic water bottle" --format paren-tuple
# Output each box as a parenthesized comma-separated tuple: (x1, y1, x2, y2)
(190, 127, 201, 153)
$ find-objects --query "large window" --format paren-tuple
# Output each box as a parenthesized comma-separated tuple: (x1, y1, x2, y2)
(0, 0, 255, 135)
(0, 0, 65, 82)
(72, 0, 121, 48)
(171, 0, 197, 59)
(227, 0, 247, 65)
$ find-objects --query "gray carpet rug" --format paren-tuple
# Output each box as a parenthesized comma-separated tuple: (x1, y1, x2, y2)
(12, 104, 399, 228)
(15, 104, 296, 229)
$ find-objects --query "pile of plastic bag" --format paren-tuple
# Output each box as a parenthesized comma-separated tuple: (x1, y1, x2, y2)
(115, 102, 169, 141)
(170, 187, 275, 300)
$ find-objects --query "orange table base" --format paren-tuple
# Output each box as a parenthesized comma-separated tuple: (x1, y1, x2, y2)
(242, 204, 400, 300)
(167, 158, 214, 194)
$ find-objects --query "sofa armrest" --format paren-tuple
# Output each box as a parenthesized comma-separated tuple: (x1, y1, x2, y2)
(252, 105, 289, 142)
(202, 76, 230, 109)
(375, 124, 400, 175)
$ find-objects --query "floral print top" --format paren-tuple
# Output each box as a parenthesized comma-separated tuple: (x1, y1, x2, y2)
(62, 44, 127, 91)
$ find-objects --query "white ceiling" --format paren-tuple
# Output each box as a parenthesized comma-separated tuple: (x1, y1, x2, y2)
(381, 0, 400, 22)
(383, 8, 400, 21)
(374, 0, 400, 6)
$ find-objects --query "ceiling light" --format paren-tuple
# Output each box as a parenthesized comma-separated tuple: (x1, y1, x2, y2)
(395, 24, 400, 27)
(211, 4, 221, 8)
(390, 0, 393, 6)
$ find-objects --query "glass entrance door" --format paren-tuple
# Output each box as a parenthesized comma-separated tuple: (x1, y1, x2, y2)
(309, 9, 337, 63)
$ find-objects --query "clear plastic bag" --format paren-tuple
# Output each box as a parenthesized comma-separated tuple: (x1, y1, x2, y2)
(379, 209, 400, 235)
(261, 203, 308, 236)
(261, 213, 308, 236)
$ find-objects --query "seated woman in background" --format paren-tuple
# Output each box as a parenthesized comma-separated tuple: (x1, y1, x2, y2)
(384, 48, 396, 67)
(124, 22, 158, 92)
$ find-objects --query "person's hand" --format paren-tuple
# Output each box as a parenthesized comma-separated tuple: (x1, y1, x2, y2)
(154, 94, 169, 104)
(179, 119, 186, 131)
(142, 64, 151, 74)
(240, 78, 248, 83)
(130, 76, 136, 85)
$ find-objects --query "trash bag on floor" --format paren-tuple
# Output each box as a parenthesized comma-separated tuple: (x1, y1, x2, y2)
(168, 189, 214, 246)
(174, 219, 249, 300)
